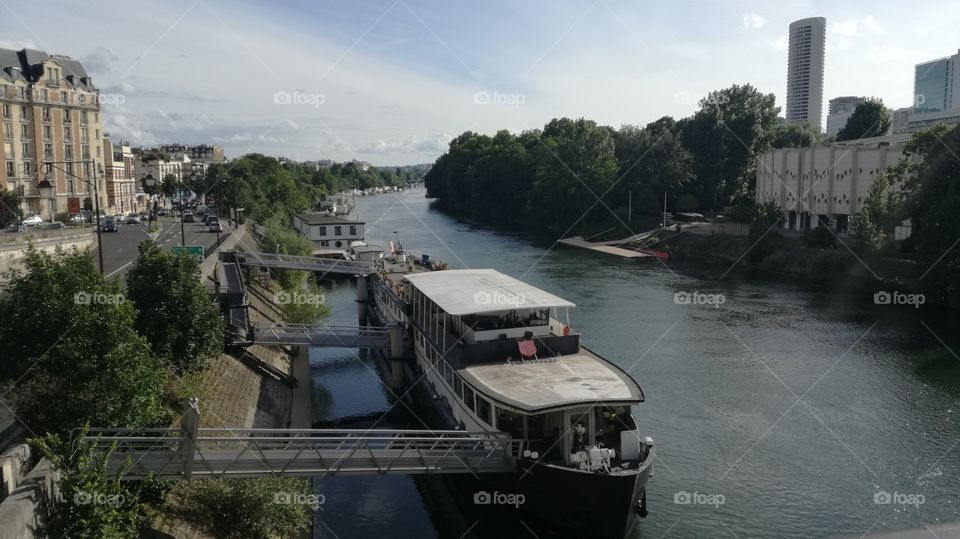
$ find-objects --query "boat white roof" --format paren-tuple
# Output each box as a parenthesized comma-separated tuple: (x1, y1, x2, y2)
(404, 269, 575, 316)
(463, 353, 643, 412)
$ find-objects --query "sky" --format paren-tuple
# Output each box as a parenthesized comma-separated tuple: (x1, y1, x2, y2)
(2, 0, 958, 166)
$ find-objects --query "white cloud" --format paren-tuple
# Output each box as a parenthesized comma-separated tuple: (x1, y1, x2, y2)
(832, 16, 885, 38)
(862, 15, 885, 34)
(769, 34, 788, 51)
(356, 134, 452, 155)
(868, 45, 908, 65)
(742, 13, 767, 30)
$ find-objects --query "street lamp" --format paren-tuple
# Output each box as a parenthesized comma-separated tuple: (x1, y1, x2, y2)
(41, 160, 105, 274)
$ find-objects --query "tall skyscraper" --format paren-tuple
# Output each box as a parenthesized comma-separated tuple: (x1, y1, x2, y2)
(786, 17, 827, 132)
(913, 50, 960, 113)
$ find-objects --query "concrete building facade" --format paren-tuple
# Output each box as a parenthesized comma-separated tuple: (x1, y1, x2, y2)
(914, 50, 959, 113)
(102, 137, 137, 215)
(0, 48, 106, 220)
(786, 17, 827, 132)
(755, 134, 909, 233)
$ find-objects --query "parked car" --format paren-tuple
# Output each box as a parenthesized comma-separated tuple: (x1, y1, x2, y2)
(208, 219, 223, 232)
(70, 214, 87, 224)
(125, 213, 141, 224)
(22, 214, 42, 226)
(157, 208, 168, 216)
(182, 211, 195, 223)
(4, 224, 25, 233)
(102, 219, 119, 232)
(202, 214, 217, 225)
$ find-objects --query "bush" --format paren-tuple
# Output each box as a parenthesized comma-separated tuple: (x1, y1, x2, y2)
(803, 226, 835, 249)
(176, 478, 313, 539)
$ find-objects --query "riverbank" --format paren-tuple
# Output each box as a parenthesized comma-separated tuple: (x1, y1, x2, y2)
(148, 227, 313, 538)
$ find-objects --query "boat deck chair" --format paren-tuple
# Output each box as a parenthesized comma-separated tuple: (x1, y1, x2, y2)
(518, 338, 538, 361)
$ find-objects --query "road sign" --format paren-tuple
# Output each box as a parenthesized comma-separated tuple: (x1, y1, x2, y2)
(171, 245, 205, 263)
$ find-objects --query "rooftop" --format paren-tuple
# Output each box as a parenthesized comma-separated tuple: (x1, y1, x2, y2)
(462, 351, 643, 412)
(293, 212, 363, 225)
(404, 269, 575, 316)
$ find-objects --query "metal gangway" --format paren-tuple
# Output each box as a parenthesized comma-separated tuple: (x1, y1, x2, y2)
(84, 428, 526, 480)
(249, 322, 392, 349)
(237, 251, 371, 275)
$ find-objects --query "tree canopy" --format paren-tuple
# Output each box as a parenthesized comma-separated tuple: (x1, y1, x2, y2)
(125, 240, 225, 374)
(836, 100, 892, 141)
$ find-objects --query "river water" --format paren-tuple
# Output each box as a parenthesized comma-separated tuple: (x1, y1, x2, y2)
(309, 187, 960, 538)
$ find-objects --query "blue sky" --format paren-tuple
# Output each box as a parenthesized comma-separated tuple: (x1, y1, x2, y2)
(2, 0, 958, 165)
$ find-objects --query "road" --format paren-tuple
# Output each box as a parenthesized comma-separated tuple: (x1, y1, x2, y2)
(97, 217, 232, 284)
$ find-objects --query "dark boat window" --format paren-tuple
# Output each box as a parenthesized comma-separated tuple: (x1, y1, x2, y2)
(463, 386, 475, 412)
(476, 397, 492, 426)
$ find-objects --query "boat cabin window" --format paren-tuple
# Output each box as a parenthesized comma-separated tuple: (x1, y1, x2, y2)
(476, 397, 492, 426)
(463, 386, 475, 412)
(462, 308, 550, 332)
(444, 363, 455, 387)
(454, 377, 463, 399)
(496, 407, 524, 440)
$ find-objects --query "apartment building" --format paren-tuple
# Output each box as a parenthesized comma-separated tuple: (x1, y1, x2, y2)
(0, 48, 106, 219)
(785, 17, 827, 132)
(103, 137, 137, 214)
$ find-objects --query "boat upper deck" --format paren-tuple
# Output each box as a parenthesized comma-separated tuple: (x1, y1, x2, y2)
(460, 349, 644, 412)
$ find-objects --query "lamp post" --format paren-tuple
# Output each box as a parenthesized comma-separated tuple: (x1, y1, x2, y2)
(40, 160, 105, 274)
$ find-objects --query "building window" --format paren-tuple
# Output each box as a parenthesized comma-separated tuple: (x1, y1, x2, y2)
(61, 92, 67, 103)
(18, 105, 27, 119)
(1, 104, 9, 119)
(81, 111, 88, 125)
(63, 111, 71, 124)
(81, 145, 89, 160)
(21, 142, 29, 157)
(44, 143, 53, 160)
(22, 162, 31, 176)
(334, 225, 342, 236)
(81, 130, 89, 143)
(41, 89, 48, 101)
(5, 162, 13, 176)
(3, 123, 11, 138)
(63, 127, 71, 141)
(43, 125, 51, 140)
(65, 146, 73, 160)
(21, 124, 30, 138)
(67, 179, 75, 194)
(17, 88, 25, 100)
(42, 108, 51, 122)
(349, 225, 357, 235)
(318, 226, 326, 236)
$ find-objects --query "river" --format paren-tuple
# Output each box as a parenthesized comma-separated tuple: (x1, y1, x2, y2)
(309, 187, 960, 538)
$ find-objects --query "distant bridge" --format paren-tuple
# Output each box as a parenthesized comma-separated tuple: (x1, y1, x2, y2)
(237, 251, 371, 275)
(249, 322, 392, 349)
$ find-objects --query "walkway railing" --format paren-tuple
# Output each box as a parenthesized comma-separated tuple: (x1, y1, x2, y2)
(237, 252, 371, 275)
(249, 322, 391, 348)
(83, 427, 525, 480)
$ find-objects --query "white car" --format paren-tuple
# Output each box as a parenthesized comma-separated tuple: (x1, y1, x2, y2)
(22, 215, 42, 226)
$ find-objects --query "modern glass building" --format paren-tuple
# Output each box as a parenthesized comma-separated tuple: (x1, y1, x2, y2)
(914, 50, 959, 113)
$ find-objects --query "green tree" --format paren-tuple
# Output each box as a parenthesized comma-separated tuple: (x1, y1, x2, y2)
(770, 122, 820, 148)
(176, 478, 313, 539)
(908, 125, 960, 306)
(853, 172, 898, 250)
(260, 216, 316, 291)
(126, 240, 225, 374)
(680, 84, 781, 209)
(836, 100, 892, 141)
(611, 119, 694, 217)
(746, 201, 783, 264)
(531, 118, 619, 232)
(0, 187, 21, 227)
(31, 427, 149, 538)
(0, 249, 169, 435)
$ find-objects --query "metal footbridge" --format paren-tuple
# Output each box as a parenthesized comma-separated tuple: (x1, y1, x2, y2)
(237, 251, 371, 275)
(84, 427, 525, 480)
(249, 322, 392, 349)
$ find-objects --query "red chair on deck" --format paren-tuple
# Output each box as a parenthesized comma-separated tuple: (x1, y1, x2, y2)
(518, 339, 538, 361)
